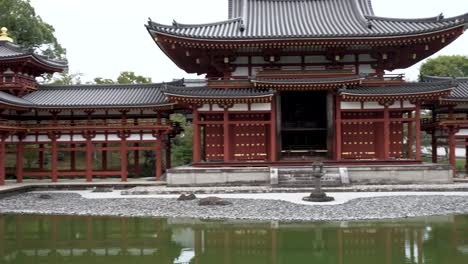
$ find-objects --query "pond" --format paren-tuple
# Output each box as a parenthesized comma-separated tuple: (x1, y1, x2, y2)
(0, 214, 467, 263)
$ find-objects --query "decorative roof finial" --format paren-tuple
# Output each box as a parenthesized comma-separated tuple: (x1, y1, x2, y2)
(0, 27, 13, 42)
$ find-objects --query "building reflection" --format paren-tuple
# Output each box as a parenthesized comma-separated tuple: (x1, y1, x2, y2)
(0, 214, 468, 263)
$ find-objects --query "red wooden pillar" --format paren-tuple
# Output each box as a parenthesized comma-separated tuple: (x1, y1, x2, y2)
(166, 140, 172, 170)
(383, 105, 390, 160)
(193, 107, 201, 163)
(15, 134, 25, 183)
(270, 97, 278, 162)
(415, 103, 421, 160)
(84, 132, 95, 182)
(70, 144, 76, 171)
(0, 134, 6, 186)
(223, 107, 230, 162)
(38, 144, 44, 170)
(156, 137, 163, 180)
(449, 127, 457, 177)
(48, 132, 59, 182)
(335, 96, 342, 160)
(117, 130, 130, 182)
(431, 132, 438, 163)
(465, 139, 468, 176)
(133, 143, 140, 176)
(408, 112, 413, 159)
(101, 143, 107, 171)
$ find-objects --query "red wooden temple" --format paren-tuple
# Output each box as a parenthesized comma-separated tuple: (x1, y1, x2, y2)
(1, 0, 468, 185)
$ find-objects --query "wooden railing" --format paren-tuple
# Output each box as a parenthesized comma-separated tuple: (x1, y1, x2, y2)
(0, 120, 179, 131)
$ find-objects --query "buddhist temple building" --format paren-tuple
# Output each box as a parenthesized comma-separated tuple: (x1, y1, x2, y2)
(1, 0, 468, 185)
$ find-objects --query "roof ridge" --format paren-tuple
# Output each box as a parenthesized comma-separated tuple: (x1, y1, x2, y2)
(39, 82, 170, 90)
(366, 12, 468, 23)
(148, 17, 242, 29)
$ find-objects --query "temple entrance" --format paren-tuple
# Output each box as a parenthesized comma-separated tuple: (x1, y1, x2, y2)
(280, 91, 329, 160)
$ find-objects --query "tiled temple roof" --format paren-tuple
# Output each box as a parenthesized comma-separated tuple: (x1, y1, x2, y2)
(252, 75, 362, 84)
(0, 91, 33, 108)
(341, 80, 456, 96)
(0, 81, 183, 109)
(148, 0, 468, 40)
(0, 41, 67, 70)
(422, 76, 468, 101)
(164, 85, 274, 98)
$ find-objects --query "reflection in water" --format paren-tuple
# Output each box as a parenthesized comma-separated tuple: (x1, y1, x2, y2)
(0, 214, 468, 263)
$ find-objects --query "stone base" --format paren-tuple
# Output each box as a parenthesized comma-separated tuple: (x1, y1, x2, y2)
(166, 163, 453, 186)
(302, 192, 335, 202)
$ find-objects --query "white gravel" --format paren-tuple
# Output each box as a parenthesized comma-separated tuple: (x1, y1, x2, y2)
(2, 191, 468, 221)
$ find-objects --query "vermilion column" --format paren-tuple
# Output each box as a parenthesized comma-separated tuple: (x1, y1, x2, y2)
(465, 139, 468, 175)
(156, 137, 163, 180)
(415, 104, 421, 160)
(335, 96, 342, 160)
(84, 133, 94, 182)
(270, 97, 278, 162)
(408, 112, 413, 159)
(0, 134, 6, 186)
(383, 105, 390, 160)
(50, 136, 58, 182)
(449, 127, 457, 177)
(134, 143, 140, 176)
(101, 143, 107, 171)
(223, 108, 230, 162)
(193, 107, 201, 163)
(121, 138, 128, 182)
(431, 132, 438, 163)
(166, 140, 172, 170)
(15, 134, 24, 183)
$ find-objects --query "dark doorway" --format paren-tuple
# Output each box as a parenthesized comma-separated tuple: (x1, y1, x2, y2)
(280, 91, 328, 159)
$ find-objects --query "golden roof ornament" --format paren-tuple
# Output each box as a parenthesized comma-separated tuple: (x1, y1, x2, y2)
(0, 27, 14, 42)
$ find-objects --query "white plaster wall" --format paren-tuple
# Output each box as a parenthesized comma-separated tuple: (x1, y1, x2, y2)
(341, 102, 361, 110)
(456, 129, 468, 136)
(278, 56, 301, 64)
(403, 101, 415, 108)
(304, 56, 327, 64)
(364, 102, 384, 109)
(198, 104, 210, 111)
(233, 56, 248, 64)
(212, 105, 224, 111)
(359, 64, 375, 74)
(229, 104, 249, 111)
(251, 103, 271, 111)
(232, 67, 249, 76)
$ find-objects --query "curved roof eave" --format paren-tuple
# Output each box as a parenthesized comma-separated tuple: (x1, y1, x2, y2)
(148, 23, 465, 43)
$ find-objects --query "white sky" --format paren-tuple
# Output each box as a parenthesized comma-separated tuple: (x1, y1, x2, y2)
(30, 0, 468, 83)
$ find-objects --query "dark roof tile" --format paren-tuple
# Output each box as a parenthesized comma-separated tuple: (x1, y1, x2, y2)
(148, 0, 468, 40)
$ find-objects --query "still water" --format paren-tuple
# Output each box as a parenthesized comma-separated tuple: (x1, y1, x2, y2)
(0, 214, 467, 264)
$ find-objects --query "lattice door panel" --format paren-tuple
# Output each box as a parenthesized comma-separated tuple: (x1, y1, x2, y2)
(341, 121, 376, 160)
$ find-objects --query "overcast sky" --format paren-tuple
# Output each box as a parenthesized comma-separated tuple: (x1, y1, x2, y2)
(29, 0, 468, 83)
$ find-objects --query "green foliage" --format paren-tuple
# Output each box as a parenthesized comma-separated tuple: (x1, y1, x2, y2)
(94, 71, 152, 85)
(0, 0, 65, 59)
(170, 114, 193, 166)
(48, 70, 83, 85)
(419, 55, 468, 79)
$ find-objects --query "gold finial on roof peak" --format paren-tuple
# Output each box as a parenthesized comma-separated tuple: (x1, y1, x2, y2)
(0, 27, 14, 42)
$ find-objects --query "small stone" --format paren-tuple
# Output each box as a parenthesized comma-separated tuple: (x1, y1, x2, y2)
(92, 187, 114, 193)
(38, 194, 53, 199)
(178, 193, 197, 201)
(198, 196, 232, 206)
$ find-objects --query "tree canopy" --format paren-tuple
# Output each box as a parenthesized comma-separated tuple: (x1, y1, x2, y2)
(94, 71, 152, 84)
(419, 55, 468, 78)
(0, 0, 65, 59)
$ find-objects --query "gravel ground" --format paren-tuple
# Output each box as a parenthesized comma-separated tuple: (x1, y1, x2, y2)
(1, 192, 468, 221)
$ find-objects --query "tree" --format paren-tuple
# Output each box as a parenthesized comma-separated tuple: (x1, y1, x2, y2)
(47, 70, 83, 85)
(94, 71, 152, 85)
(0, 0, 65, 59)
(170, 114, 193, 167)
(419, 55, 468, 79)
